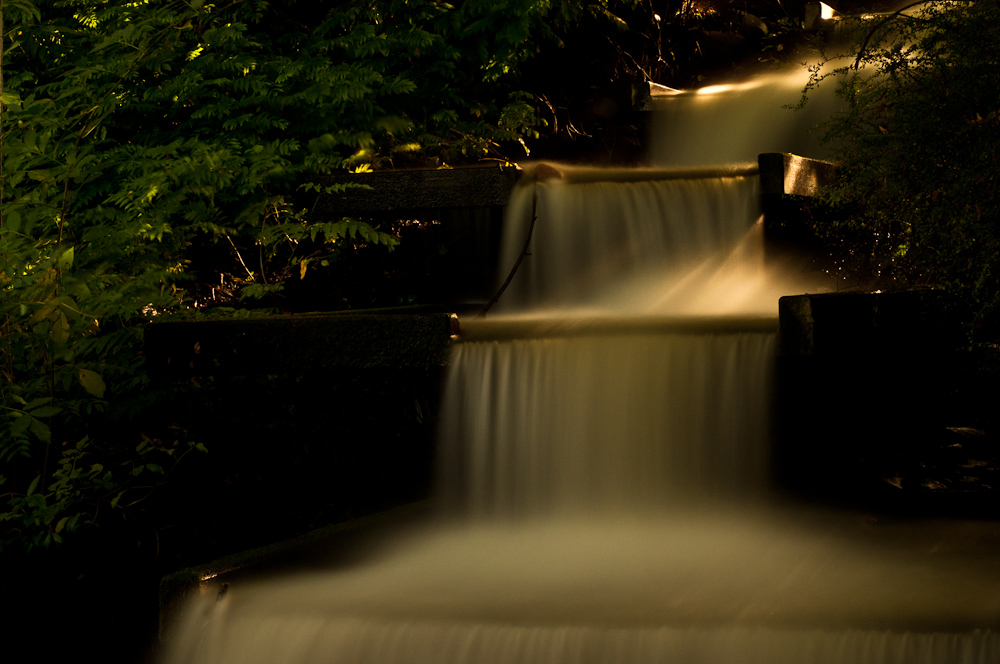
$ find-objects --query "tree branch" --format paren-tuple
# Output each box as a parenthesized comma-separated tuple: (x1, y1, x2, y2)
(478, 181, 538, 318)
(853, 0, 930, 70)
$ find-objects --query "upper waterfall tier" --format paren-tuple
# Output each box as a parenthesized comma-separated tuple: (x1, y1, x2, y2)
(494, 172, 767, 315)
(647, 72, 840, 168)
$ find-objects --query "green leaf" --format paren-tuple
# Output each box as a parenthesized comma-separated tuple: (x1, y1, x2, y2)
(32, 304, 56, 323)
(5, 210, 22, 232)
(51, 312, 70, 347)
(27, 475, 40, 496)
(78, 369, 107, 398)
(55, 517, 69, 533)
(29, 418, 51, 443)
(57, 247, 75, 270)
(28, 405, 62, 418)
(11, 414, 32, 436)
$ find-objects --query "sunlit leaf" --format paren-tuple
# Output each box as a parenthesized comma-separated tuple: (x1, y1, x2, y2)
(57, 247, 75, 270)
(78, 369, 107, 398)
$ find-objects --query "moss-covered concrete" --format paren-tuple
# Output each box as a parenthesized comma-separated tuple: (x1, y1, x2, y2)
(145, 312, 457, 377)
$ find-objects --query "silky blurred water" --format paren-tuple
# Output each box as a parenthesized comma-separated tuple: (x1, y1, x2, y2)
(162, 72, 1000, 664)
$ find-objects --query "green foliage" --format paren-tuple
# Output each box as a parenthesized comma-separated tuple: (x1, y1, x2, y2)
(0, 0, 569, 553)
(807, 0, 1000, 337)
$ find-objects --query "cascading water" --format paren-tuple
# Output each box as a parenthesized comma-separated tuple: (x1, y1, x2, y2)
(492, 167, 766, 314)
(163, 72, 1000, 664)
(646, 72, 839, 168)
(438, 330, 776, 515)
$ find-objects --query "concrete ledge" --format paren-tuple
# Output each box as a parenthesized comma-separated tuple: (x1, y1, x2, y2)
(517, 163, 760, 184)
(758, 153, 837, 197)
(311, 155, 829, 220)
(144, 312, 457, 377)
(315, 165, 518, 216)
(458, 315, 778, 342)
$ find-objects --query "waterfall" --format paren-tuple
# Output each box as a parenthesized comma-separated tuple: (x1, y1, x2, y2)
(437, 331, 775, 515)
(646, 71, 841, 168)
(168, 614, 1000, 664)
(494, 171, 763, 313)
(162, 73, 1000, 664)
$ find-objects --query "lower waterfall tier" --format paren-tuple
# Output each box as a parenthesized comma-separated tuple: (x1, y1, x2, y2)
(438, 330, 776, 515)
(165, 510, 1000, 664)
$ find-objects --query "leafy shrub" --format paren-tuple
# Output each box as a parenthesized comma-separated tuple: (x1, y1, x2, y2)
(0, 0, 563, 553)
(806, 0, 1000, 338)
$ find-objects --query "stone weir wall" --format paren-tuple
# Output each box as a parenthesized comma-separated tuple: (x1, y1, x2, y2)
(142, 312, 459, 581)
(312, 164, 517, 311)
(295, 155, 836, 312)
(144, 312, 457, 377)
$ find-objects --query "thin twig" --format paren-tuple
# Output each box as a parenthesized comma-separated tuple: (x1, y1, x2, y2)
(225, 233, 255, 280)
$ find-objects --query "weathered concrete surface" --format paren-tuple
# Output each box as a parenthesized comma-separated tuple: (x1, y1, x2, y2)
(312, 154, 830, 219)
(777, 290, 952, 356)
(144, 312, 457, 377)
(758, 152, 837, 198)
(314, 165, 518, 216)
(804, 1, 838, 30)
(458, 314, 777, 342)
(518, 162, 761, 183)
